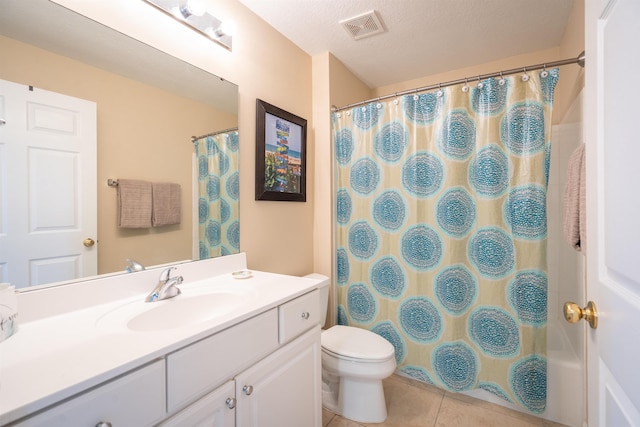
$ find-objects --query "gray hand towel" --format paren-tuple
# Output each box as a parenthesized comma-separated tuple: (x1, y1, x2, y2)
(117, 179, 152, 228)
(152, 182, 181, 227)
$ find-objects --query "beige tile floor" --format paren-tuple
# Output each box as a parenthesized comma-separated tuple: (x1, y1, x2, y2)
(322, 375, 569, 427)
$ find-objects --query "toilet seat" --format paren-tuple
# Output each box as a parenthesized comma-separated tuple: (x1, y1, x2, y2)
(321, 325, 394, 361)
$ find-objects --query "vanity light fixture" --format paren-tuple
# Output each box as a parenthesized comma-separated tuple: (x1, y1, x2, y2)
(142, 0, 234, 50)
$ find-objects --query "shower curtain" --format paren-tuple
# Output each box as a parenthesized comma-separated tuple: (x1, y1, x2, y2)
(332, 70, 558, 414)
(194, 130, 240, 259)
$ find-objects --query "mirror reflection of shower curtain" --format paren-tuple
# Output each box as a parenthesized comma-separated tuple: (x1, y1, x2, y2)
(332, 70, 558, 414)
(194, 130, 240, 259)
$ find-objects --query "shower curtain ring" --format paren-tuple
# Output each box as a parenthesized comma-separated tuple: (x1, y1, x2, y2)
(413, 89, 419, 101)
(521, 66, 530, 82)
(541, 64, 549, 78)
(477, 75, 484, 89)
(462, 78, 469, 93)
(436, 83, 443, 98)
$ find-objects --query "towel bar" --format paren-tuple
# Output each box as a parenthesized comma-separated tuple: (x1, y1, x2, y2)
(108, 179, 119, 187)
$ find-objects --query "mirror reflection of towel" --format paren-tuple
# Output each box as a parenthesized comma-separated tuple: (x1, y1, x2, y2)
(152, 182, 181, 227)
(117, 179, 152, 228)
(563, 144, 586, 252)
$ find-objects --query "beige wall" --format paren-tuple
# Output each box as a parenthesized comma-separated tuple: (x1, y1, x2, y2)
(1, 35, 235, 275)
(557, 0, 585, 122)
(312, 52, 372, 279)
(312, 53, 372, 326)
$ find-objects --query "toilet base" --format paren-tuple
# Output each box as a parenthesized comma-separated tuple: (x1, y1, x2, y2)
(321, 376, 340, 414)
(322, 376, 388, 423)
(341, 377, 388, 423)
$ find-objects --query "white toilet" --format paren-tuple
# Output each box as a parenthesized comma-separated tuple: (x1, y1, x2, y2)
(306, 274, 396, 423)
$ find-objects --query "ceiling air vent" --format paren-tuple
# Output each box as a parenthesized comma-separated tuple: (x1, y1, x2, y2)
(340, 10, 385, 41)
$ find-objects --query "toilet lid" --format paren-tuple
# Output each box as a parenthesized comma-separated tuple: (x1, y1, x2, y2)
(321, 325, 395, 361)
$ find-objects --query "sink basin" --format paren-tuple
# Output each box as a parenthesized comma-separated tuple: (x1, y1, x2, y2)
(128, 292, 243, 331)
(97, 285, 254, 333)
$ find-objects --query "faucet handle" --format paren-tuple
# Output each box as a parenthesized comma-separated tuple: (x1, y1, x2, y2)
(159, 266, 177, 282)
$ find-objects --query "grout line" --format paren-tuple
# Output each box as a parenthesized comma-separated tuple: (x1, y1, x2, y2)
(431, 392, 446, 427)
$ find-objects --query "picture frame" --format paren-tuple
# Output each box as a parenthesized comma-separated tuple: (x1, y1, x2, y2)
(255, 99, 307, 202)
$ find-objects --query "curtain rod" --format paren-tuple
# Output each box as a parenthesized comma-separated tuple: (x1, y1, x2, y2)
(332, 51, 585, 112)
(191, 127, 238, 142)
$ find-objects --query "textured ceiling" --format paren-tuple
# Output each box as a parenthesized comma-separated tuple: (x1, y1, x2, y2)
(239, 0, 575, 88)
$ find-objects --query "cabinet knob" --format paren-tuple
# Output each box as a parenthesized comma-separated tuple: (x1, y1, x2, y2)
(243, 384, 254, 395)
(95, 423, 112, 427)
(226, 397, 237, 409)
(301, 312, 310, 319)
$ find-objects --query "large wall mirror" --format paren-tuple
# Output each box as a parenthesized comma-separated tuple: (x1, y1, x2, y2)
(0, 0, 239, 290)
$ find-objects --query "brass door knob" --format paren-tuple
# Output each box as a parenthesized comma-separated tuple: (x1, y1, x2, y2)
(83, 238, 96, 247)
(563, 301, 598, 329)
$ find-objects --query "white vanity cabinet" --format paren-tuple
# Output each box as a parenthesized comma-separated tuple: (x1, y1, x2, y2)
(162, 327, 321, 427)
(165, 289, 322, 427)
(4, 274, 324, 427)
(13, 360, 166, 427)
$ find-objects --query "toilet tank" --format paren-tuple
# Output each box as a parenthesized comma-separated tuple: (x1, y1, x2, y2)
(304, 273, 330, 326)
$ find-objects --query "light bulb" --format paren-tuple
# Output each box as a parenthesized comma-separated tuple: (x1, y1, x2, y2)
(218, 20, 237, 37)
(187, 0, 206, 16)
(180, 0, 206, 18)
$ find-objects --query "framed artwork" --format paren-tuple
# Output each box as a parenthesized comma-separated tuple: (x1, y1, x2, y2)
(255, 99, 307, 202)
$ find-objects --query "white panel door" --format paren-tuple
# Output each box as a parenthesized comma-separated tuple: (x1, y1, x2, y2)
(585, 0, 640, 425)
(0, 79, 96, 288)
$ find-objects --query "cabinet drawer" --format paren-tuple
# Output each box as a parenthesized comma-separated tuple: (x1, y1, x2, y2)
(16, 360, 165, 427)
(167, 309, 278, 413)
(278, 289, 320, 344)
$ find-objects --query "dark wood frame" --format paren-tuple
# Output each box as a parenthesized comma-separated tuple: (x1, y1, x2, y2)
(255, 99, 307, 202)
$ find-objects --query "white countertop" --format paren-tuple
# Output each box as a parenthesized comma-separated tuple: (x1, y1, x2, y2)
(0, 254, 324, 425)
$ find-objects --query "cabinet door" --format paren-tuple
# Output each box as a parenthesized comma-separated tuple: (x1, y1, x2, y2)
(236, 326, 321, 427)
(160, 380, 235, 427)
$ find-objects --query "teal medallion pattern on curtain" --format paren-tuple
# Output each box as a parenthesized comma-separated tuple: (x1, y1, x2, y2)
(194, 130, 239, 259)
(332, 69, 558, 414)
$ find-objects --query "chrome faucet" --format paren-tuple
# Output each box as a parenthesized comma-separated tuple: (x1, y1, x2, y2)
(145, 266, 183, 302)
(125, 258, 145, 273)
